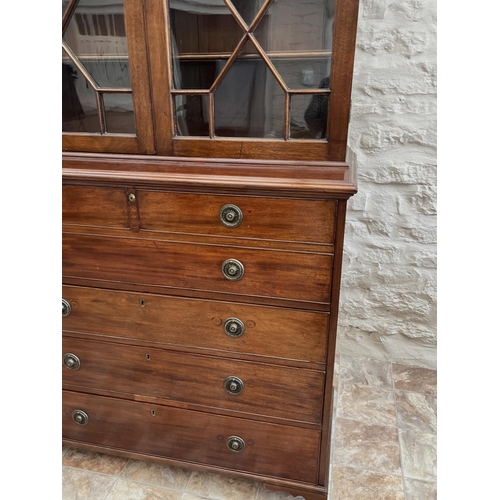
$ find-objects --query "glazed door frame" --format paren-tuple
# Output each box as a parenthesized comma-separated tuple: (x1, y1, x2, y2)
(62, 0, 155, 154)
(146, 0, 359, 161)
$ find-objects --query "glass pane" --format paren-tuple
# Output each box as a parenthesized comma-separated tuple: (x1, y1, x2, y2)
(103, 93, 136, 133)
(290, 93, 329, 139)
(230, 0, 266, 26)
(170, 1, 243, 89)
(62, 60, 100, 133)
(174, 95, 210, 136)
(63, 0, 132, 88)
(215, 41, 284, 138)
(254, 0, 334, 89)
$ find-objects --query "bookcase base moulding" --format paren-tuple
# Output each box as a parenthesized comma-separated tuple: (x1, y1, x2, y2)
(62, 153, 356, 500)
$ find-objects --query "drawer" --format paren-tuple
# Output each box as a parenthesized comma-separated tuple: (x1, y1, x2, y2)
(63, 186, 129, 228)
(138, 190, 336, 244)
(62, 286, 328, 364)
(62, 337, 325, 424)
(63, 390, 320, 483)
(62, 234, 332, 304)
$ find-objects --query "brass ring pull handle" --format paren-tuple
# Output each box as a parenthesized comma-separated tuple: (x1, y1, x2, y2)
(63, 353, 81, 370)
(219, 204, 243, 228)
(226, 436, 245, 452)
(222, 259, 244, 281)
(223, 318, 245, 338)
(72, 409, 89, 426)
(62, 299, 71, 317)
(224, 376, 244, 395)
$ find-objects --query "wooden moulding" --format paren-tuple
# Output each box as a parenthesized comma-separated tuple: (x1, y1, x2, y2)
(62, 153, 357, 199)
(62, 439, 328, 499)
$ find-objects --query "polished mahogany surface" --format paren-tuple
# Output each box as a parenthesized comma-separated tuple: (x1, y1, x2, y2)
(62, 1, 359, 498)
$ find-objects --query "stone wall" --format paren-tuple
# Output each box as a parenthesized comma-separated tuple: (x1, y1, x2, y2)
(339, 0, 437, 368)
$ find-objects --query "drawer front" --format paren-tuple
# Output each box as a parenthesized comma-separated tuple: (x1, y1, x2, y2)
(62, 286, 328, 364)
(62, 337, 325, 424)
(63, 390, 320, 483)
(63, 186, 129, 228)
(138, 191, 335, 244)
(63, 234, 332, 303)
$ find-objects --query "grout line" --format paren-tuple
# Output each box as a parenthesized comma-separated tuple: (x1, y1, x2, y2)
(391, 362, 409, 500)
(340, 353, 436, 372)
(402, 477, 437, 485)
(118, 458, 131, 478)
(181, 469, 194, 496)
(393, 387, 437, 398)
(251, 482, 259, 500)
(335, 413, 398, 429)
(330, 462, 403, 480)
(101, 475, 120, 500)
(63, 464, 186, 494)
(63, 465, 120, 478)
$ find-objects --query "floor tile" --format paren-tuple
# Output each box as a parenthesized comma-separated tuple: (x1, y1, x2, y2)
(395, 391, 437, 433)
(63, 446, 70, 457)
(399, 430, 437, 481)
(63, 447, 129, 476)
(62, 466, 116, 500)
(337, 382, 397, 427)
(180, 495, 209, 500)
(185, 470, 258, 500)
(106, 479, 182, 500)
(392, 364, 437, 395)
(332, 466, 405, 499)
(339, 355, 393, 388)
(404, 478, 437, 500)
(333, 356, 340, 381)
(121, 459, 192, 491)
(333, 418, 401, 475)
(254, 482, 297, 499)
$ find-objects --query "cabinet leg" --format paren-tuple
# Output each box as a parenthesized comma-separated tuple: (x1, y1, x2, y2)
(262, 483, 328, 500)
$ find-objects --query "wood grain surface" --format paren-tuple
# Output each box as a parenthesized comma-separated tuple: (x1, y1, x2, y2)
(138, 190, 336, 244)
(63, 390, 321, 483)
(62, 285, 329, 364)
(62, 234, 333, 303)
(62, 337, 325, 424)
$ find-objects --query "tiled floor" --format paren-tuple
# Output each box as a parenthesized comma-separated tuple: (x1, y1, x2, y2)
(62, 354, 437, 500)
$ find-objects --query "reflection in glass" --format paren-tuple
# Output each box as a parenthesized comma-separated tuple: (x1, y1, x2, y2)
(62, 61, 100, 133)
(230, 0, 266, 26)
(103, 93, 136, 133)
(174, 94, 210, 136)
(254, 0, 334, 89)
(168, 0, 334, 140)
(63, 0, 138, 135)
(170, 2, 242, 89)
(215, 41, 284, 138)
(291, 89, 329, 139)
(63, 0, 131, 88)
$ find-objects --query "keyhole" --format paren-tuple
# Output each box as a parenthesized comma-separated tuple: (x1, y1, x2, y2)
(151, 409, 156, 416)
(146, 353, 150, 361)
(140, 299, 146, 307)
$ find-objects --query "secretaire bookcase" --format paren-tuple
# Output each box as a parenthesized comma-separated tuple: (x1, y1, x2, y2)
(62, 1, 359, 498)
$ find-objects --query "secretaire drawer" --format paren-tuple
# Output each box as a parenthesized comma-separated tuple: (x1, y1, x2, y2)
(62, 337, 325, 424)
(63, 390, 320, 483)
(62, 234, 333, 304)
(63, 186, 129, 228)
(62, 286, 328, 364)
(138, 190, 335, 244)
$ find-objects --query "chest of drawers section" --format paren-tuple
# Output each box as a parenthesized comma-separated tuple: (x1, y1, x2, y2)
(62, 176, 348, 499)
